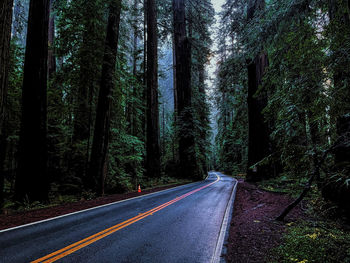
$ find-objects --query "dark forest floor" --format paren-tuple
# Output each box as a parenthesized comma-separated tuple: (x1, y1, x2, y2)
(225, 178, 350, 263)
(225, 178, 304, 263)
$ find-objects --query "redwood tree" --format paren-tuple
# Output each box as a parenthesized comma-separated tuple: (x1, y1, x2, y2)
(173, 0, 199, 180)
(146, 0, 161, 178)
(0, 0, 14, 207)
(48, 0, 56, 78)
(15, 0, 50, 202)
(88, 0, 122, 195)
(246, 0, 271, 181)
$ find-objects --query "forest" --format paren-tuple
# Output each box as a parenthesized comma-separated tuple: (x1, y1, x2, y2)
(0, 0, 349, 222)
(0, 0, 214, 207)
(1, 0, 350, 261)
(214, 0, 350, 218)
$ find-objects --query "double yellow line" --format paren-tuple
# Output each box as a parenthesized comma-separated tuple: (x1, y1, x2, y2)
(31, 174, 220, 263)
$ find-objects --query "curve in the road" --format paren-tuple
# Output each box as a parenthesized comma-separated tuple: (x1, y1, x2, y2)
(31, 174, 221, 263)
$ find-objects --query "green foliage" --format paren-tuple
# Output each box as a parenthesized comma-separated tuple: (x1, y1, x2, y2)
(214, 52, 248, 174)
(215, 0, 349, 178)
(258, 174, 311, 197)
(269, 220, 350, 263)
(2, 40, 23, 185)
(108, 128, 144, 193)
(189, 0, 215, 178)
(263, 10, 329, 178)
(2, 0, 215, 209)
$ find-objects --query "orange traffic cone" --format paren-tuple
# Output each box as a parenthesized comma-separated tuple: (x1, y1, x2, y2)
(138, 185, 141, 193)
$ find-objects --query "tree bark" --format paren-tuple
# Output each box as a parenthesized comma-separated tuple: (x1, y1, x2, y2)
(0, 0, 14, 209)
(0, 0, 13, 131)
(146, 0, 161, 178)
(131, 0, 139, 189)
(328, 0, 350, 114)
(88, 0, 122, 195)
(48, 0, 56, 78)
(142, 0, 147, 144)
(173, 0, 199, 180)
(172, 35, 179, 163)
(15, 0, 50, 202)
(132, 0, 138, 137)
(246, 0, 271, 182)
(172, 35, 177, 119)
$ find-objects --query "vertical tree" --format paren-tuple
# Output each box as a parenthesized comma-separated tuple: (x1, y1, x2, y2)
(328, 0, 350, 115)
(173, 0, 199, 180)
(15, 0, 50, 202)
(187, 0, 214, 177)
(146, 0, 161, 178)
(142, 0, 147, 143)
(0, 0, 14, 208)
(131, 0, 138, 138)
(70, 0, 105, 187)
(88, 0, 122, 195)
(246, 0, 271, 181)
(130, 0, 141, 187)
(48, 0, 56, 78)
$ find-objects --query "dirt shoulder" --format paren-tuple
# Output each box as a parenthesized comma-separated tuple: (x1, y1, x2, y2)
(225, 179, 305, 263)
(0, 183, 188, 231)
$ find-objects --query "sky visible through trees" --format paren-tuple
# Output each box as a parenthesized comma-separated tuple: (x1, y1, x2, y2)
(0, 0, 349, 225)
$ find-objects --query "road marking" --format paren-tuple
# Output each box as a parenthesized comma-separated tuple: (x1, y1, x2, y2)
(0, 180, 203, 234)
(211, 172, 238, 263)
(31, 174, 220, 263)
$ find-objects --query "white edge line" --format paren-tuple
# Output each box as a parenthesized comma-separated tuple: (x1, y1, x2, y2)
(0, 180, 206, 234)
(211, 173, 238, 263)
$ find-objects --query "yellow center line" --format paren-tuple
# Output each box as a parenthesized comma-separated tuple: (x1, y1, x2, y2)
(31, 174, 220, 263)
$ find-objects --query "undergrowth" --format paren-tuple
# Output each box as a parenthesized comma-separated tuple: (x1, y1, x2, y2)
(268, 219, 350, 263)
(258, 173, 311, 198)
(259, 175, 350, 263)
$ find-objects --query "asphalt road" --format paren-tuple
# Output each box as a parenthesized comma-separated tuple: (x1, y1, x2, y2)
(0, 172, 237, 263)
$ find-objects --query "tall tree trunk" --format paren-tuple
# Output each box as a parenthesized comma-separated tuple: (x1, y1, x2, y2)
(142, 0, 147, 144)
(173, 0, 199, 180)
(162, 103, 165, 157)
(71, 0, 103, 187)
(15, 0, 50, 202)
(88, 0, 122, 195)
(146, 0, 161, 178)
(198, 64, 205, 94)
(132, 0, 138, 137)
(48, 0, 56, 78)
(198, 64, 208, 176)
(172, 35, 179, 163)
(328, 0, 350, 114)
(172, 35, 177, 118)
(131, 0, 138, 188)
(0, 0, 14, 209)
(246, 0, 271, 182)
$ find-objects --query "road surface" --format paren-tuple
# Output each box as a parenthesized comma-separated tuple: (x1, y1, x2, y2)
(0, 172, 237, 263)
